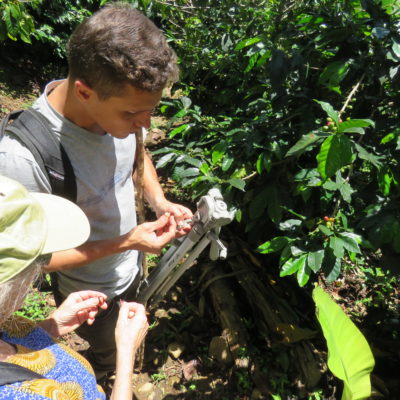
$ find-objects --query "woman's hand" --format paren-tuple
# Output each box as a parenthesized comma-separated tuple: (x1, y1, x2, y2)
(115, 301, 149, 354)
(39, 290, 107, 337)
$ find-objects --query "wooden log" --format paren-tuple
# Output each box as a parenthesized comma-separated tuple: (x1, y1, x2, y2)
(226, 242, 324, 390)
(205, 265, 273, 396)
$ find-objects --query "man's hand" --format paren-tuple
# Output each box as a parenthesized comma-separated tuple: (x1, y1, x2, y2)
(152, 199, 193, 236)
(124, 212, 177, 254)
(40, 291, 108, 337)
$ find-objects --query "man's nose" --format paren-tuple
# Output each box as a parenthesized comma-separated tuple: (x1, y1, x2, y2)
(134, 111, 151, 129)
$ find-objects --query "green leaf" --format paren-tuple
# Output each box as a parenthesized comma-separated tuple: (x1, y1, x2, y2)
(221, 157, 234, 172)
(354, 143, 382, 168)
(200, 163, 210, 175)
(313, 287, 375, 400)
(307, 250, 325, 273)
(319, 224, 333, 236)
(323, 250, 342, 282)
(285, 131, 328, 158)
(172, 167, 199, 180)
(279, 219, 302, 232)
(257, 236, 289, 254)
(317, 135, 353, 180)
(380, 132, 396, 144)
(318, 61, 350, 94)
(169, 124, 189, 138)
(156, 153, 176, 168)
(235, 37, 261, 51)
(245, 53, 259, 73)
(228, 178, 246, 191)
(322, 173, 354, 203)
(256, 152, 272, 173)
(314, 100, 339, 125)
(329, 236, 345, 259)
(280, 254, 307, 277)
(337, 119, 375, 134)
(297, 263, 312, 286)
(182, 156, 203, 168)
(338, 233, 361, 254)
(377, 167, 392, 196)
(211, 142, 226, 164)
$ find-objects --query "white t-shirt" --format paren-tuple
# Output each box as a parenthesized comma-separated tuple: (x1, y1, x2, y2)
(0, 80, 139, 298)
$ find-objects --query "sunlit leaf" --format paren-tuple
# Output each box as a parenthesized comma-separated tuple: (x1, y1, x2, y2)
(257, 236, 289, 254)
(297, 262, 311, 286)
(313, 287, 375, 400)
(156, 153, 176, 168)
(211, 142, 226, 164)
(285, 131, 329, 158)
(228, 178, 246, 191)
(280, 254, 307, 277)
(338, 119, 375, 134)
(235, 36, 261, 51)
(338, 233, 361, 254)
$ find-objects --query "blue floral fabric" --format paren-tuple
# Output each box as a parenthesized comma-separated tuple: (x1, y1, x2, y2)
(0, 316, 105, 400)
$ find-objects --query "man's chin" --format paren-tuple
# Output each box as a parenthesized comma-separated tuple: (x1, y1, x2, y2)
(110, 131, 131, 139)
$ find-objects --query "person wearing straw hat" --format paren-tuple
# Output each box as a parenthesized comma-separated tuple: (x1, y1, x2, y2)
(0, 175, 148, 400)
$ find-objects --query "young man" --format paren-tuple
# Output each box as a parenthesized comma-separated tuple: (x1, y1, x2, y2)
(0, 4, 192, 378)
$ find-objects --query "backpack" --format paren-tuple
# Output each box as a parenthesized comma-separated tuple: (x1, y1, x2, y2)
(0, 108, 77, 202)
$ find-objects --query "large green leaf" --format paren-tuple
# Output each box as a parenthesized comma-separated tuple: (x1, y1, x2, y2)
(313, 287, 375, 400)
(285, 131, 329, 157)
(337, 119, 375, 134)
(317, 134, 353, 180)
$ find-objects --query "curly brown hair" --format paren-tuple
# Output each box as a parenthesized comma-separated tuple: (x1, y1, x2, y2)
(67, 3, 179, 99)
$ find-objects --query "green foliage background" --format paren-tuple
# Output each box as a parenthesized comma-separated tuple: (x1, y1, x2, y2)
(2, 1, 400, 397)
(1, 0, 400, 288)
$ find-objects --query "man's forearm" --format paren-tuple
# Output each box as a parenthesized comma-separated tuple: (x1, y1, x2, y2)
(44, 235, 130, 272)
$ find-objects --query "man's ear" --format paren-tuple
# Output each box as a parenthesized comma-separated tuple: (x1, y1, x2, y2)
(74, 79, 95, 102)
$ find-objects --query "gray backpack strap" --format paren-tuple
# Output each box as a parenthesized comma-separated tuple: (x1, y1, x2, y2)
(1, 108, 77, 202)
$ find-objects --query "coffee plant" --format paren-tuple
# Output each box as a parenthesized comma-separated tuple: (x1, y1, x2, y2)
(141, 0, 400, 286)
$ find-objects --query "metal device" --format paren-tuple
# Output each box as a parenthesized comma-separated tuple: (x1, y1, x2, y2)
(136, 188, 235, 308)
